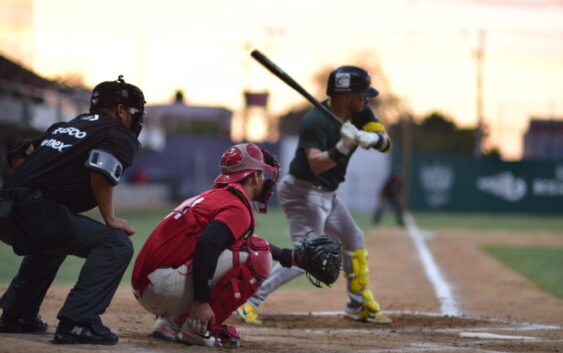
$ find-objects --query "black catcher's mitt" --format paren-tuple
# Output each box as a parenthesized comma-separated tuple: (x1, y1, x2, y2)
(293, 235, 343, 287)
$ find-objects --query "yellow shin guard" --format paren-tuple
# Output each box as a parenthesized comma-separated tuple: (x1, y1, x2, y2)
(346, 249, 369, 293)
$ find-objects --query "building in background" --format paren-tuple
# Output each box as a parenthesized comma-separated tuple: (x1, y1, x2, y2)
(523, 118, 563, 160)
(146, 90, 231, 138)
(132, 91, 235, 201)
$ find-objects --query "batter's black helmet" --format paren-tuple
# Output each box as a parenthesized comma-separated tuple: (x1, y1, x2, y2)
(326, 66, 379, 98)
(90, 75, 146, 136)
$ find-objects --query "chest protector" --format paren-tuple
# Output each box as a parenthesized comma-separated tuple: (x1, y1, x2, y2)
(209, 235, 272, 325)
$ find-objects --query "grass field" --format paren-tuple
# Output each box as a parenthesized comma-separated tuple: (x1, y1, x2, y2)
(1, 208, 562, 294)
(482, 245, 563, 299)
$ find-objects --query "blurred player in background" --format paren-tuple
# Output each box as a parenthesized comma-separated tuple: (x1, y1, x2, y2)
(373, 171, 405, 226)
(239, 65, 392, 325)
(0, 76, 145, 345)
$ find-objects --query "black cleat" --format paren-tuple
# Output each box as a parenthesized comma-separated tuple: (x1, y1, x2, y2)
(0, 311, 48, 334)
(53, 320, 118, 345)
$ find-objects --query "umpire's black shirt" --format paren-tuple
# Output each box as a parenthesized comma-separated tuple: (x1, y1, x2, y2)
(3, 113, 139, 213)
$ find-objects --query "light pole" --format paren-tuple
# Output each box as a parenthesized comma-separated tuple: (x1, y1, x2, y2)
(473, 29, 486, 159)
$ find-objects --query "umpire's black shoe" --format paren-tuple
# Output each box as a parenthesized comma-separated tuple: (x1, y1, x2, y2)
(0, 311, 48, 333)
(53, 319, 118, 345)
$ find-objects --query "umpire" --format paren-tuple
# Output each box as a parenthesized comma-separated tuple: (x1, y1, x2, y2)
(0, 76, 145, 345)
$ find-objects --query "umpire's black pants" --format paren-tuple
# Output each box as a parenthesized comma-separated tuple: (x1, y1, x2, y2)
(0, 203, 133, 325)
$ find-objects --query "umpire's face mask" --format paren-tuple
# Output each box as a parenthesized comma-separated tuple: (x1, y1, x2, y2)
(128, 107, 145, 138)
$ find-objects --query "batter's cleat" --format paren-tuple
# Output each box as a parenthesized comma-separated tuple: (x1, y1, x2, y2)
(151, 315, 184, 341)
(236, 303, 261, 325)
(0, 311, 48, 333)
(53, 319, 118, 345)
(345, 307, 392, 324)
(176, 322, 240, 349)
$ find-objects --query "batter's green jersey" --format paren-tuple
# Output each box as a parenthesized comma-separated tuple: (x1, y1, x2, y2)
(289, 100, 390, 191)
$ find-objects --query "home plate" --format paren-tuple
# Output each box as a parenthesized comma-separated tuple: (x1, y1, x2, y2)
(460, 332, 538, 340)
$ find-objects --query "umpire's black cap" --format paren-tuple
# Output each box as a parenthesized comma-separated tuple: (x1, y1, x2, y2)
(326, 66, 379, 98)
(90, 75, 146, 113)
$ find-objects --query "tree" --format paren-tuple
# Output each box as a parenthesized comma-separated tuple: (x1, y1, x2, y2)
(390, 111, 479, 157)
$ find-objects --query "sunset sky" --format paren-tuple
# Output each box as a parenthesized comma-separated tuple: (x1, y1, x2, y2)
(1, 0, 563, 159)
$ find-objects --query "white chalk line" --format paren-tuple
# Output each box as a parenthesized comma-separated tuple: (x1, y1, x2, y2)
(403, 212, 460, 316)
(459, 332, 538, 340)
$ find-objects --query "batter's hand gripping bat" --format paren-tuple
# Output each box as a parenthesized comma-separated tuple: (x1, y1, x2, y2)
(250, 49, 343, 125)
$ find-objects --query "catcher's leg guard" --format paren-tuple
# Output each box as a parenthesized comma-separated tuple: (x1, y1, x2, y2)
(344, 249, 391, 324)
(209, 236, 272, 325)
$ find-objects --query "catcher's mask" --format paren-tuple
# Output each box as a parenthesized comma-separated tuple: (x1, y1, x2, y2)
(214, 143, 280, 213)
(90, 75, 146, 137)
(326, 66, 379, 98)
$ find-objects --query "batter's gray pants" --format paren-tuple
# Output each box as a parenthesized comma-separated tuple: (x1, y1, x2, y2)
(249, 174, 368, 311)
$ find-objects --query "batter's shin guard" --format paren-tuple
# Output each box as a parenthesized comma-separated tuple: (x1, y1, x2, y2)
(346, 249, 370, 294)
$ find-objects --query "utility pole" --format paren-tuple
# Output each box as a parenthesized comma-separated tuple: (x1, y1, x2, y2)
(473, 29, 486, 159)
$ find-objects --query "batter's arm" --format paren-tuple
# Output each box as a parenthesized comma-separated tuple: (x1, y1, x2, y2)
(305, 147, 337, 174)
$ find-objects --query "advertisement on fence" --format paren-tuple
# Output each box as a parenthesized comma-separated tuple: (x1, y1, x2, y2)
(409, 155, 563, 213)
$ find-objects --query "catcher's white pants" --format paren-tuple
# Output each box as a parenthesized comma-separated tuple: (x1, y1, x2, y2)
(249, 174, 366, 309)
(134, 250, 248, 316)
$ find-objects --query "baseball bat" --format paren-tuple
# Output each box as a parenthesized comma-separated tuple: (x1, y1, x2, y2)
(250, 50, 343, 125)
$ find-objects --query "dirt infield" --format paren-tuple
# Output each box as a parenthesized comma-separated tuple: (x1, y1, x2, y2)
(1, 227, 562, 352)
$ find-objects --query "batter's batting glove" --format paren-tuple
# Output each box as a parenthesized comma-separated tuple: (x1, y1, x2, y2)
(293, 235, 343, 288)
(336, 122, 359, 155)
(356, 131, 381, 149)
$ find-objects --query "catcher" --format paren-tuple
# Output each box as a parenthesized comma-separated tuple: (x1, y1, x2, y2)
(131, 143, 342, 349)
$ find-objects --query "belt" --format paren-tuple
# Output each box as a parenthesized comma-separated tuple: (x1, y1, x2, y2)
(311, 184, 326, 191)
(0, 187, 42, 202)
(290, 174, 331, 192)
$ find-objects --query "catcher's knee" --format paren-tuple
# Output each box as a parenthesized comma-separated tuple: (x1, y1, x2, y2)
(345, 248, 369, 293)
(209, 236, 272, 324)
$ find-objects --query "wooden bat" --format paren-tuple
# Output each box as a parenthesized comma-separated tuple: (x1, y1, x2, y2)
(250, 49, 343, 125)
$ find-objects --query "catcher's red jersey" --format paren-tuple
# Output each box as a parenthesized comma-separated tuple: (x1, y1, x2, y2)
(132, 183, 254, 293)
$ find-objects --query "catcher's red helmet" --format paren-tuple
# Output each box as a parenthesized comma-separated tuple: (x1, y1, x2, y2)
(214, 143, 280, 213)
(214, 143, 277, 184)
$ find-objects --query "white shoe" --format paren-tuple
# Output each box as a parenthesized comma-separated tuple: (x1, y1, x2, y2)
(151, 315, 184, 341)
(176, 321, 241, 349)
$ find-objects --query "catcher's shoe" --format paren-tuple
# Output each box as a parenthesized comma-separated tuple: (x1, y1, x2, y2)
(151, 315, 184, 341)
(236, 303, 261, 325)
(0, 311, 48, 334)
(176, 321, 240, 349)
(345, 307, 392, 324)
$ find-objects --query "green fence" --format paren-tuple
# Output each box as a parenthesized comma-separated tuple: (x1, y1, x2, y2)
(408, 155, 563, 214)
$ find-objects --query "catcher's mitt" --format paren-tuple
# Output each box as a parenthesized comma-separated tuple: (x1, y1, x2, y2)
(293, 235, 343, 288)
